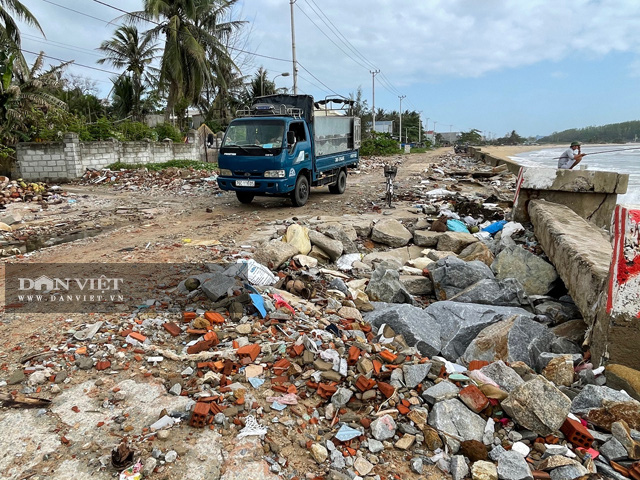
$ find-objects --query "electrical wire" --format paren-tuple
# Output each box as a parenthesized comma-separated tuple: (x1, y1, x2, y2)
(20, 48, 120, 75)
(21, 33, 104, 57)
(40, 0, 113, 24)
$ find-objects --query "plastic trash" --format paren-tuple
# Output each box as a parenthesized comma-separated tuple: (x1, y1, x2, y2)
(119, 461, 142, 480)
(446, 219, 470, 233)
(283, 224, 311, 255)
(250, 293, 267, 318)
(248, 377, 265, 389)
(335, 424, 362, 442)
(501, 221, 524, 238)
(150, 415, 177, 431)
(237, 415, 267, 439)
(272, 293, 295, 314)
(336, 253, 361, 271)
(238, 259, 277, 286)
(481, 220, 507, 234)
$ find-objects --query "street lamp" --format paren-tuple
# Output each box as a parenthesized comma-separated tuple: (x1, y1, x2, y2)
(262, 72, 290, 96)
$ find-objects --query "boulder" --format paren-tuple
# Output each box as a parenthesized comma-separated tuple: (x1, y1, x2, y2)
(479, 361, 525, 393)
(431, 256, 495, 300)
(321, 226, 359, 254)
(501, 376, 572, 436)
(570, 384, 638, 414)
(471, 460, 498, 480)
(459, 241, 495, 266)
(426, 301, 533, 361)
(587, 401, 640, 431)
(402, 363, 432, 389)
(399, 275, 434, 295)
(371, 218, 413, 247)
(365, 303, 441, 357)
(316, 222, 358, 241)
(438, 232, 479, 254)
(549, 465, 588, 480)
(254, 240, 299, 269)
(414, 230, 442, 247)
(492, 245, 558, 296)
(365, 263, 413, 304)
(451, 455, 470, 480)
(496, 450, 533, 480)
(604, 364, 640, 402)
(542, 355, 575, 387)
(428, 398, 486, 453)
(422, 381, 460, 404)
(201, 273, 237, 302)
(370, 414, 397, 441)
(308, 230, 344, 261)
(448, 278, 528, 307)
(362, 246, 423, 266)
(462, 316, 556, 367)
(350, 218, 373, 237)
(309, 245, 331, 263)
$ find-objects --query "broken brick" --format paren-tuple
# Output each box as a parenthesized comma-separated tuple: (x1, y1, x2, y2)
(95, 360, 111, 371)
(379, 350, 397, 363)
(204, 311, 225, 324)
(237, 344, 260, 362)
(273, 358, 292, 375)
(347, 346, 361, 366)
(291, 344, 305, 357)
(189, 402, 209, 428)
(354, 375, 376, 392)
(317, 383, 338, 399)
(203, 331, 219, 345)
(163, 322, 181, 337)
(187, 339, 216, 355)
(459, 384, 490, 413)
(467, 360, 490, 371)
(128, 332, 146, 343)
(560, 417, 594, 449)
(182, 312, 197, 322)
(377, 381, 395, 399)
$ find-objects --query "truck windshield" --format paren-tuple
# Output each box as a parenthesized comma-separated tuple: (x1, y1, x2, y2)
(222, 120, 285, 149)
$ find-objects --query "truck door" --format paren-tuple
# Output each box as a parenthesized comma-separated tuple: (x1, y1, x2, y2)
(287, 121, 312, 177)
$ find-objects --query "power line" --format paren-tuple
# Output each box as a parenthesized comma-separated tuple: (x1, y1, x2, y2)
(22, 33, 103, 57)
(21, 48, 120, 75)
(40, 0, 113, 24)
(297, 61, 340, 97)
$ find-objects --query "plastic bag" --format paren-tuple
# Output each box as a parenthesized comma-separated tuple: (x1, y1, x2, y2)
(283, 224, 311, 255)
(446, 219, 470, 233)
(237, 259, 277, 286)
(481, 220, 507, 234)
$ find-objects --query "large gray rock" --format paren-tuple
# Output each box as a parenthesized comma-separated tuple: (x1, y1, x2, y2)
(321, 226, 358, 254)
(437, 232, 478, 254)
(448, 278, 529, 307)
(365, 263, 413, 304)
(371, 218, 413, 247)
(496, 450, 533, 480)
(365, 303, 441, 357)
(600, 437, 629, 461)
(422, 381, 460, 404)
(492, 245, 558, 296)
(549, 464, 588, 480)
(399, 275, 434, 295)
(414, 230, 442, 247)
(570, 384, 638, 414)
(458, 241, 495, 266)
(426, 301, 534, 361)
(427, 399, 486, 453)
(430, 256, 495, 300)
(362, 246, 423, 267)
(450, 455, 469, 480)
(370, 414, 397, 441)
(479, 361, 525, 392)
(462, 316, 556, 367)
(308, 230, 344, 261)
(403, 363, 432, 389)
(201, 273, 237, 302)
(501, 376, 572, 436)
(254, 240, 299, 269)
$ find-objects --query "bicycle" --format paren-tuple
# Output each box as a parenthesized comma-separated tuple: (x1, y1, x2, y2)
(383, 165, 397, 208)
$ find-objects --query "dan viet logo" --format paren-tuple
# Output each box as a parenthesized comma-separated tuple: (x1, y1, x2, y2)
(17, 275, 125, 303)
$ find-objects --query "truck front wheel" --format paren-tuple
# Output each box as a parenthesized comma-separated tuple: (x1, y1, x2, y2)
(236, 191, 254, 204)
(329, 169, 347, 194)
(290, 175, 309, 207)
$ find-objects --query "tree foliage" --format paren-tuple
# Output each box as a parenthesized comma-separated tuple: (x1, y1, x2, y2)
(538, 121, 640, 144)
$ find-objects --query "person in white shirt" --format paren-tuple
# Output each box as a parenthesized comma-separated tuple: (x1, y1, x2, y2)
(558, 141, 585, 169)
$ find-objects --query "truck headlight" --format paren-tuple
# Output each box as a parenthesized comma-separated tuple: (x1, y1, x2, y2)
(264, 170, 286, 178)
(219, 169, 232, 176)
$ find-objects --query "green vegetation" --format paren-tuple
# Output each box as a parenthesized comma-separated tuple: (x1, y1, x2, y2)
(539, 121, 640, 144)
(360, 132, 401, 156)
(106, 159, 217, 171)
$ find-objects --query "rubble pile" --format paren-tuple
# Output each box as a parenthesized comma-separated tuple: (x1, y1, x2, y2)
(79, 167, 220, 195)
(4, 204, 640, 480)
(0, 176, 65, 205)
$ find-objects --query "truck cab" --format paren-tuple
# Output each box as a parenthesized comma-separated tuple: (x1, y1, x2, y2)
(216, 95, 360, 206)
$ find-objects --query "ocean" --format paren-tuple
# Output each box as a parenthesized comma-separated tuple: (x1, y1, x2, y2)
(511, 145, 640, 205)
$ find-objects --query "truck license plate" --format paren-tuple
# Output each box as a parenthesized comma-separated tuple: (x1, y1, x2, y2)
(236, 180, 255, 187)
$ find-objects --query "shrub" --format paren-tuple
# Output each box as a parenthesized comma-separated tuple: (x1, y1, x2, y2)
(360, 132, 401, 156)
(118, 120, 153, 141)
(153, 123, 183, 143)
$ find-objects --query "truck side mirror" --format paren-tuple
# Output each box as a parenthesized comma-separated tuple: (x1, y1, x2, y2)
(287, 131, 296, 147)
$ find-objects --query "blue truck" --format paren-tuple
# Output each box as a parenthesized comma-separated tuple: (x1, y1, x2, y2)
(216, 94, 361, 206)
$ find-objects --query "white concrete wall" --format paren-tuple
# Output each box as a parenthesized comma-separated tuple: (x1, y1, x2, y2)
(16, 132, 202, 181)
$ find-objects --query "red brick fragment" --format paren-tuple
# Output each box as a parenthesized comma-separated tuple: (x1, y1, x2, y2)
(377, 381, 395, 399)
(291, 344, 305, 357)
(183, 312, 197, 322)
(189, 402, 209, 428)
(354, 375, 376, 392)
(204, 312, 225, 324)
(95, 360, 111, 371)
(467, 360, 490, 371)
(237, 344, 260, 362)
(397, 404, 410, 415)
(187, 339, 216, 355)
(459, 384, 490, 413)
(560, 417, 594, 449)
(128, 332, 146, 343)
(379, 350, 397, 363)
(163, 322, 181, 337)
(347, 346, 361, 366)
(317, 383, 338, 399)
(273, 358, 291, 375)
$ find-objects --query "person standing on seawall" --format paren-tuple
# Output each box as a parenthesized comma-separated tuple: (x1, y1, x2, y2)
(558, 141, 585, 169)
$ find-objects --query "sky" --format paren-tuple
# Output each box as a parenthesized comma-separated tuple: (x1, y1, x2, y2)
(15, 0, 640, 138)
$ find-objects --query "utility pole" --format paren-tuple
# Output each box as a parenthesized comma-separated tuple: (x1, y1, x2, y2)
(433, 121, 437, 144)
(370, 69, 380, 133)
(398, 95, 405, 144)
(449, 124, 453, 143)
(425, 117, 430, 143)
(290, 0, 298, 94)
(418, 111, 422, 144)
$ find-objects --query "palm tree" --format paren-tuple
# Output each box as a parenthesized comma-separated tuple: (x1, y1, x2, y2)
(97, 25, 159, 120)
(128, 0, 244, 122)
(1, 0, 43, 49)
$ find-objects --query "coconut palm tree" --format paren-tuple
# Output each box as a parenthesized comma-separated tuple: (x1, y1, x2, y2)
(128, 0, 244, 122)
(1, 0, 43, 50)
(97, 25, 159, 120)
